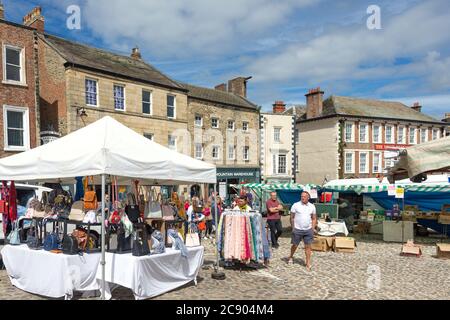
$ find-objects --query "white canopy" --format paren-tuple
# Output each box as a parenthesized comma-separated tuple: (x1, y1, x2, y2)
(0, 116, 216, 185)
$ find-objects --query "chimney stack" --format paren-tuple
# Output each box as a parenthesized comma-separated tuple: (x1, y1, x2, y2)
(411, 102, 422, 113)
(215, 83, 227, 92)
(131, 47, 142, 60)
(23, 6, 44, 33)
(305, 87, 325, 119)
(0, 3, 5, 20)
(273, 101, 286, 114)
(228, 76, 252, 98)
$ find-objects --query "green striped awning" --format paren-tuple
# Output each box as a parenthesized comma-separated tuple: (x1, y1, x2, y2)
(237, 183, 321, 191)
(323, 184, 389, 195)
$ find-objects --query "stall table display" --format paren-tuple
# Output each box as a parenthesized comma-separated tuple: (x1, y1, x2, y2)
(317, 221, 349, 236)
(1, 245, 102, 299)
(97, 246, 204, 300)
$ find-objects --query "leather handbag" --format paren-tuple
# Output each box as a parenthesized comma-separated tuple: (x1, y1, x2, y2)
(62, 234, 79, 255)
(7, 220, 21, 246)
(132, 229, 150, 256)
(68, 201, 85, 221)
(162, 201, 176, 220)
(72, 228, 88, 251)
(84, 191, 98, 211)
(145, 190, 162, 219)
(117, 224, 132, 254)
(26, 220, 41, 250)
(126, 205, 140, 224)
(185, 232, 200, 247)
(43, 232, 60, 251)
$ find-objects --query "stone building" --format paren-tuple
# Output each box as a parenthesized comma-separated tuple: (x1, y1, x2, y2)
(0, 6, 40, 158)
(296, 88, 449, 185)
(260, 101, 295, 184)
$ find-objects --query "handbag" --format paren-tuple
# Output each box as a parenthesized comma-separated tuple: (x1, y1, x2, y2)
(7, 219, 21, 246)
(26, 220, 41, 250)
(72, 228, 88, 251)
(117, 223, 132, 253)
(145, 190, 162, 219)
(162, 201, 176, 220)
(0, 199, 7, 214)
(62, 234, 79, 255)
(132, 229, 150, 256)
(43, 232, 60, 251)
(84, 191, 98, 211)
(125, 205, 140, 224)
(185, 232, 200, 247)
(68, 201, 85, 221)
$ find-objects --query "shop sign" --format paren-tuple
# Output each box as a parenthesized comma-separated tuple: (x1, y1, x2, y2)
(309, 189, 318, 199)
(388, 185, 396, 196)
(395, 187, 405, 199)
(219, 182, 227, 199)
(216, 170, 257, 178)
(375, 144, 410, 151)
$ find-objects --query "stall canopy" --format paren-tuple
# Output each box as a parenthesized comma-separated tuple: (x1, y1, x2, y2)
(388, 135, 450, 182)
(0, 116, 216, 185)
(236, 183, 320, 191)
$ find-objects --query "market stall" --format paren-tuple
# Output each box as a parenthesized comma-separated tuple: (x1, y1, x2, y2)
(0, 116, 217, 300)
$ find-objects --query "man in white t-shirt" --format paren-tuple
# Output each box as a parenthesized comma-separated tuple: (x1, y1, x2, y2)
(288, 191, 317, 271)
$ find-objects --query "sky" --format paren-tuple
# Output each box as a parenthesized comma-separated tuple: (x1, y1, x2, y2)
(4, 0, 450, 119)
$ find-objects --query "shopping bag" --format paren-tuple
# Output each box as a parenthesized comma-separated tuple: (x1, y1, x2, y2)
(185, 232, 200, 247)
(145, 190, 162, 219)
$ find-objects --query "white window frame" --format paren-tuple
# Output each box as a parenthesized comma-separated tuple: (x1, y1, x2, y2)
(228, 145, 235, 160)
(142, 90, 152, 115)
(277, 154, 287, 174)
(195, 143, 203, 160)
(344, 122, 355, 142)
(274, 127, 281, 143)
(295, 155, 299, 172)
(359, 123, 368, 143)
(113, 84, 126, 111)
(168, 135, 177, 151)
(432, 128, 440, 140)
(409, 127, 416, 144)
(212, 145, 221, 160)
(85, 78, 99, 107)
(3, 45, 26, 85)
(242, 121, 249, 132)
(227, 120, 235, 131)
(372, 124, 381, 143)
(420, 128, 428, 143)
(211, 118, 219, 129)
(344, 152, 355, 174)
(167, 95, 177, 119)
(373, 152, 381, 174)
(194, 114, 203, 127)
(243, 146, 250, 161)
(385, 125, 393, 144)
(3, 105, 30, 152)
(359, 152, 369, 174)
(397, 126, 405, 144)
(144, 133, 154, 141)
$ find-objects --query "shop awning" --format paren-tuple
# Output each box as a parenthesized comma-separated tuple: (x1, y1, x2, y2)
(236, 183, 321, 191)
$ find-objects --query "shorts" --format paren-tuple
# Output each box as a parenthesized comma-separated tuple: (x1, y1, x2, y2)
(291, 228, 314, 246)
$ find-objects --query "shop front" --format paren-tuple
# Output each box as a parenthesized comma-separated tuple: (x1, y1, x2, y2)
(216, 168, 261, 205)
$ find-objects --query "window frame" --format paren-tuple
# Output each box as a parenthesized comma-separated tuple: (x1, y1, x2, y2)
(277, 154, 287, 174)
(273, 127, 281, 143)
(409, 127, 416, 145)
(142, 90, 153, 115)
(242, 121, 249, 132)
(144, 133, 154, 141)
(344, 151, 355, 174)
(385, 125, 393, 144)
(359, 123, 368, 143)
(113, 84, 126, 111)
(211, 118, 219, 129)
(3, 45, 26, 85)
(373, 152, 381, 174)
(212, 145, 221, 160)
(194, 114, 203, 127)
(397, 126, 405, 144)
(228, 145, 236, 160)
(243, 146, 250, 161)
(195, 143, 204, 160)
(227, 120, 235, 131)
(167, 95, 177, 119)
(372, 124, 381, 143)
(85, 78, 99, 107)
(168, 135, 177, 151)
(359, 151, 369, 174)
(432, 128, 440, 140)
(344, 122, 355, 142)
(420, 128, 428, 143)
(3, 105, 30, 152)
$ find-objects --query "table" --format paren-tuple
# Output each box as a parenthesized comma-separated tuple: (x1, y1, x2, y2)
(97, 246, 205, 300)
(318, 221, 349, 236)
(1, 245, 101, 299)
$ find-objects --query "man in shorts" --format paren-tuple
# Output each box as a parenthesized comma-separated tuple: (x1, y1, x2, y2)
(288, 191, 317, 271)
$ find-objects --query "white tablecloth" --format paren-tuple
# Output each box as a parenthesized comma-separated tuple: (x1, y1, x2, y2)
(97, 246, 205, 300)
(318, 221, 349, 236)
(1, 245, 101, 299)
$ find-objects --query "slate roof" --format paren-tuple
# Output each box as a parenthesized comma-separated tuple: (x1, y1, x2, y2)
(180, 83, 259, 110)
(41, 34, 185, 91)
(283, 105, 306, 117)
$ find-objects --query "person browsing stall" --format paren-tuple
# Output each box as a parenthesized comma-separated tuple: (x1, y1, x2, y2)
(233, 195, 252, 212)
(186, 196, 206, 242)
(266, 192, 283, 249)
(288, 191, 317, 271)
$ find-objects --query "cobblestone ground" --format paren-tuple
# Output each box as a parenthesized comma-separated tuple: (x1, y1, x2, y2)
(1, 218, 449, 300)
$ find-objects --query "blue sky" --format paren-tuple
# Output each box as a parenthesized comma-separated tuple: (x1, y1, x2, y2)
(4, 0, 450, 119)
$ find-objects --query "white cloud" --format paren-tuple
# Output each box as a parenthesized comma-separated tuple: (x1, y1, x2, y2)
(81, 0, 320, 58)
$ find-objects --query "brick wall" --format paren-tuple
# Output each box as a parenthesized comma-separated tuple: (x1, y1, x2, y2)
(0, 21, 38, 158)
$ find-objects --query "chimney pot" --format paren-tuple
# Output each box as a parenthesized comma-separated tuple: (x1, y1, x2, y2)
(411, 102, 422, 113)
(273, 101, 286, 114)
(131, 47, 142, 60)
(23, 6, 44, 33)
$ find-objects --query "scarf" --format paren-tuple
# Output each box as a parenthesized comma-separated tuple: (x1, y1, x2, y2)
(151, 230, 166, 255)
(168, 229, 188, 258)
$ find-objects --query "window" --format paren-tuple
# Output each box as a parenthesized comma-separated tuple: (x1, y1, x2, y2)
(242, 122, 249, 132)
(3, 45, 25, 84)
(359, 152, 368, 174)
(372, 124, 381, 143)
(243, 146, 250, 161)
(294, 129, 299, 144)
(373, 152, 381, 173)
(345, 152, 354, 174)
(212, 146, 220, 160)
(295, 156, 299, 172)
(211, 118, 219, 129)
(359, 123, 368, 143)
(228, 145, 235, 160)
(144, 133, 154, 141)
(385, 125, 393, 143)
(167, 95, 176, 118)
(227, 120, 235, 131)
(85, 79, 98, 106)
(409, 127, 416, 144)
(345, 122, 354, 142)
(3, 106, 30, 151)
(114, 85, 125, 111)
(420, 128, 428, 143)
(385, 159, 395, 170)
(168, 135, 177, 151)
(397, 126, 405, 144)
(194, 115, 203, 127)
(195, 143, 203, 159)
(274, 128, 281, 143)
(278, 155, 287, 174)
(432, 129, 440, 140)
(142, 90, 152, 115)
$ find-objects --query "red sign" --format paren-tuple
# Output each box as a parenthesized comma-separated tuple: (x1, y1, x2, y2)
(374, 144, 411, 151)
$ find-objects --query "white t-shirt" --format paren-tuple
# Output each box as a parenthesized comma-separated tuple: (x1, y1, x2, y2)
(291, 201, 316, 231)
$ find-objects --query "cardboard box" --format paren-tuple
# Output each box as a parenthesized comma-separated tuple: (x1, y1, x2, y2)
(436, 243, 450, 259)
(438, 215, 450, 225)
(401, 240, 422, 257)
(334, 237, 356, 253)
(311, 236, 334, 252)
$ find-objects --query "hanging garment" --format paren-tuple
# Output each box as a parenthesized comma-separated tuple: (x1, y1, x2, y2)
(74, 177, 84, 202)
(9, 181, 17, 222)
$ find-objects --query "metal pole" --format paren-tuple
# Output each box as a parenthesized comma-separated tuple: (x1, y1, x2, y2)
(211, 182, 225, 280)
(100, 174, 106, 300)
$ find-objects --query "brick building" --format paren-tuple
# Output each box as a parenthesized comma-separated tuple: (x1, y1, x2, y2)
(296, 88, 449, 185)
(0, 6, 40, 158)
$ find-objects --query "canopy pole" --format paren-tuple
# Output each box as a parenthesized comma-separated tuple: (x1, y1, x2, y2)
(211, 182, 225, 280)
(100, 174, 106, 300)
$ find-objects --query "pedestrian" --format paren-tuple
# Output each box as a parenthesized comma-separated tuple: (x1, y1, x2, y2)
(186, 196, 206, 244)
(233, 195, 252, 212)
(246, 189, 254, 208)
(287, 191, 317, 271)
(266, 191, 283, 249)
(211, 196, 223, 234)
(203, 200, 213, 239)
(184, 199, 190, 212)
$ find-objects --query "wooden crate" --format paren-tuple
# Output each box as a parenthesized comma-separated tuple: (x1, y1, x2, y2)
(436, 243, 450, 259)
(334, 237, 356, 253)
